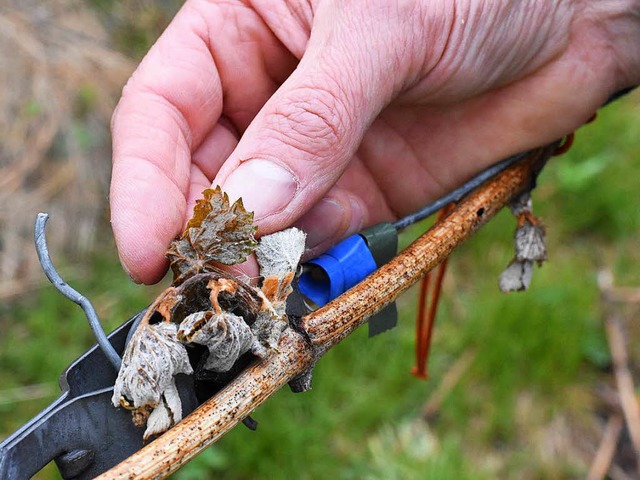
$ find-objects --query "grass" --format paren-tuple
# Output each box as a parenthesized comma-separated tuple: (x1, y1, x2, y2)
(1, 90, 638, 479)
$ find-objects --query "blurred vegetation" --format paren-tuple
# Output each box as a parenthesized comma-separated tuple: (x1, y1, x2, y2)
(87, 0, 185, 57)
(1, 1, 639, 479)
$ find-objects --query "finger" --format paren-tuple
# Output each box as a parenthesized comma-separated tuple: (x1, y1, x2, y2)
(111, 0, 296, 284)
(293, 188, 363, 260)
(191, 118, 239, 181)
(214, 5, 402, 238)
(110, 3, 225, 283)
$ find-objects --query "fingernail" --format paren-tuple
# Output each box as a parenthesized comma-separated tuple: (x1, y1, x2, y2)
(222, 160, 298, 220)
(296, 198, 346, 251)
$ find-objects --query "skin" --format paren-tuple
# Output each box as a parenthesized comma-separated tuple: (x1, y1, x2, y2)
(110, 0, 640, 284)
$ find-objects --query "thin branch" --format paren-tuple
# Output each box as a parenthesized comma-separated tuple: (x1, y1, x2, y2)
(598, 269, 640, 304)
(421, 350, 476, 420)
(97, 144, 557, 479)
(607, 289, 640, 304)
(604, 314, 640, 470)
(0, 383, 56, 406)
(599, 269, 640, 472)
(586, 415, 624, 480)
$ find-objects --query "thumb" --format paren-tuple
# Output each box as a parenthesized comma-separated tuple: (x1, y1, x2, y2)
(214, 9, 402, 240)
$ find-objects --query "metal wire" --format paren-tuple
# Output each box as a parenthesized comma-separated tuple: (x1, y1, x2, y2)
(34, 213, 122, 371)
(392, 150, 530, 231)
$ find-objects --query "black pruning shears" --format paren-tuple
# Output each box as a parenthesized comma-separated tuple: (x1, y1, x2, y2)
(0, 150, 549, 479)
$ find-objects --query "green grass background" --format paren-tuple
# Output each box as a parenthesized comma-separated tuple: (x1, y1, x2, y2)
(1, 2, 639, 478)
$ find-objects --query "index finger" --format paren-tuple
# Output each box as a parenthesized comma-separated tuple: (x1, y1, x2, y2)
(110, 3, 224, 284)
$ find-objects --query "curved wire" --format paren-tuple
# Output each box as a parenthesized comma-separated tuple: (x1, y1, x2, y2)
(392, 150, 529, 230)
(34, 213, 122, 371)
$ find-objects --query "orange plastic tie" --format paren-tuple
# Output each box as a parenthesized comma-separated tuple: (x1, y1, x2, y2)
(553, 133, 574, 156)
(412, 204, 454, 379)
(554, 111, 597, 157)
(412, 271, 432, 379)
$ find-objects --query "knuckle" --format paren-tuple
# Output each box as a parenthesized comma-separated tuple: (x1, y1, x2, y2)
(269, 86, 352, 158)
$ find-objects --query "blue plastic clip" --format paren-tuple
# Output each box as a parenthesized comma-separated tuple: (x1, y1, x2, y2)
(299, 234, 377, 307)
(298, 222, 398, 336)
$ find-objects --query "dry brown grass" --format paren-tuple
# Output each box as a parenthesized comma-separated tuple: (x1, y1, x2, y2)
(0, 0, 135, 297)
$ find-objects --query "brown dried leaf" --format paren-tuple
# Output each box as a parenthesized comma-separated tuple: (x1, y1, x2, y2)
(187, 187, 257, 263)
(508, 191, 533, 217)
(261, 272, 295, 317)
(251, 311, 288, 352)
(166, 187, 257, 284)
(165, 238, 202, 284)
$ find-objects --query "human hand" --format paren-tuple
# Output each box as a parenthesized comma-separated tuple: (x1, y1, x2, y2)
(110, 0, 640, 284)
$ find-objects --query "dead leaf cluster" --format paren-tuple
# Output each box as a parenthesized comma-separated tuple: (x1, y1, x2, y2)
(112, 188, 306, 439)
(499, 191, 547, 292)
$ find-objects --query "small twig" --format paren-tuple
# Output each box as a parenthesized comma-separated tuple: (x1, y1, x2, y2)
(604, 288, 640, 305)
(0, 383, 56, 406)
(421, 350, 476, 420)
(98, 144, 557, 479)
(586, 415, 624, 480)
(608, 289, 640, 304)
(34, 213, 122, 371)
(609, 464, 636, 480)
(598, 269, 640, 304)
(604, 314, 640, 471)
(0, 277, 44, 301)
(599, 269, 640, 472)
